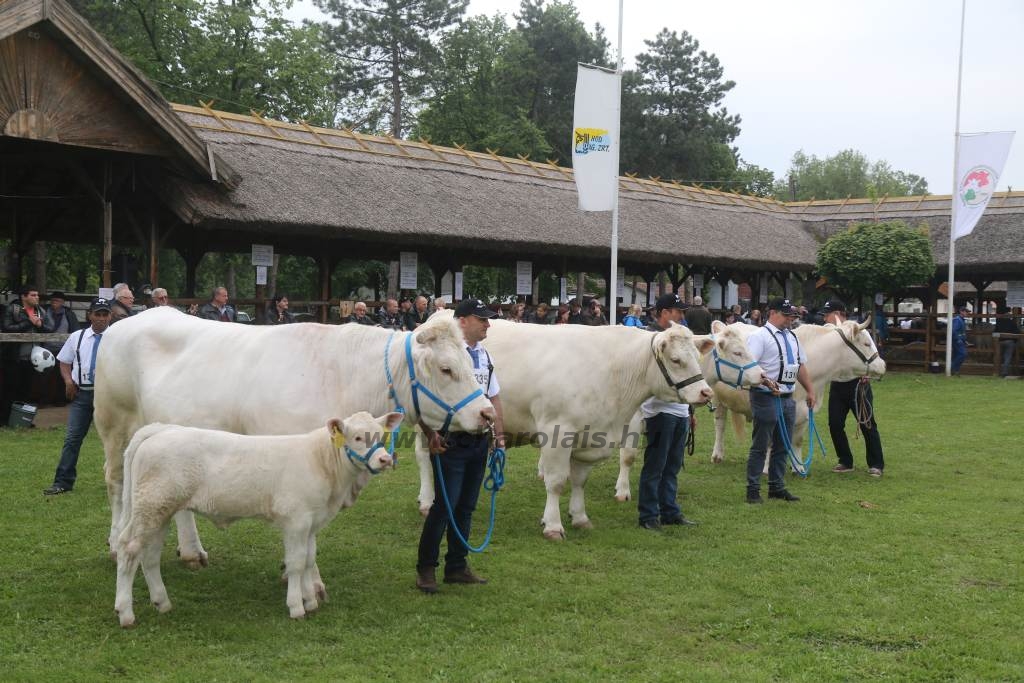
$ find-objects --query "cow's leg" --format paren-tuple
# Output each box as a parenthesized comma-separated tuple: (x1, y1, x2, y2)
(283, 523, 312, 618)
(307, 534, 327, 603)
(302, 533, 321, 612)
(712, 405, 730, 463)
(568, 457, 600, 529)
(538, 441, 572, 540)
(415, 429, 435, 517)
(174, 510, 208, 569)
(140, 523, 171, 615)
(114, 524, 144, 627)
(615, 413, 644, 501)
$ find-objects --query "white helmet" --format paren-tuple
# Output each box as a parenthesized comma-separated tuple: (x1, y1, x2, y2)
(31, 345, 56, 372)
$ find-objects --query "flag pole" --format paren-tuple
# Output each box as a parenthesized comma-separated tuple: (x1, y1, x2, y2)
(945, 0, 966, 376)
(608, 0, 623, 324)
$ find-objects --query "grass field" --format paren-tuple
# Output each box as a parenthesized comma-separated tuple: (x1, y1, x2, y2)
(1, 372, 1021, 682)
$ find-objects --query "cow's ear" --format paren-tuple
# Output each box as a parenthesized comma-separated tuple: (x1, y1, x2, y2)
(694, 336, 715, 354)
(327, 418, 345, 448)
(711, 320, 726, 335)
(416, 326, 439, 344)
(379, 411, 404, 432)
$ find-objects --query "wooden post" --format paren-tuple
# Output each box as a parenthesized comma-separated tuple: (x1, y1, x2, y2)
(577, 271, 586, 302)
(148, 213, 159, 286)
(102, 200, 112, 288)
(33, 241, 46, 292)
(318, 255, 331, 324)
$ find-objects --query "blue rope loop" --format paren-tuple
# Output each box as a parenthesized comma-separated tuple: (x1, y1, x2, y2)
(433, 445, 504, 554)
(774, 396, 828, 478)
(345, 442, 387, 474)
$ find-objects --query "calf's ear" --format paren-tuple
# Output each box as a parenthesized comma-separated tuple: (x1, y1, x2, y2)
(327, 418, 345, 448)
(416, 325, 439, 344)
(711, 320, 726, 335)
(694, 336, 715, 354)
(379, 411, 404, 432)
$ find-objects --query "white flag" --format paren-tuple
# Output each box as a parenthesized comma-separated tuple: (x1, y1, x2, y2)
(952, 131, 1014, 240)
(572, 65, 620, 211)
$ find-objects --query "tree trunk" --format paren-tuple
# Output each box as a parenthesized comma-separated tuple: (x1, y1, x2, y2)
(227, 261, 236, 299)
(33, 241, 46, 292)
(391, 39, 402, 137)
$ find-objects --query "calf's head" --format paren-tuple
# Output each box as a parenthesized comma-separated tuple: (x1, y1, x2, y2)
(697, 320, 766, 389)
(329, 411, 404, 474)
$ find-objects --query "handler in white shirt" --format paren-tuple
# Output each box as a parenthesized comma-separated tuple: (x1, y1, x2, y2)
(43, 297, 113, 496)
(744, 298, 815, 504)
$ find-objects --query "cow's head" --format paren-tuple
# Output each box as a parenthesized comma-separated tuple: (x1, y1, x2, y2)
(824, 319, 887, 381)
(650, 324, 714, 405)
(696, 320, 766, 389)
(407, 315, 495, 433)
(329, 411, 404, 474)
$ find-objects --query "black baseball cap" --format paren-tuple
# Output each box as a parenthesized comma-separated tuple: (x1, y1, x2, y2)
(49, 291, 67, 300)
(768, 298, 800, 316)
(655, 293, 688, 312)
(821, 299, 847, 315)
(454, 299, 498, 319)
(89, 297, 112, 312)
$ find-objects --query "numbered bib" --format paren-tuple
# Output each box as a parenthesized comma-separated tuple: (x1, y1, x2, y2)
(781, 363, 799, 384)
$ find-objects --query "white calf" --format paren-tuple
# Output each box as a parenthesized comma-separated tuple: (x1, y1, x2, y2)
(113, 411, 402, 627)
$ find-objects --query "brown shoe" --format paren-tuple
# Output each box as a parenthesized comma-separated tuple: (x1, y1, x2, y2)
(416, 567, 438, 594)
(443, 567, 487, 584)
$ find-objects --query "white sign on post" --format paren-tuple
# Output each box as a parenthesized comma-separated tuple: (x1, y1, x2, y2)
(559, 277, 567, 303)
(251, 244, 274, 267)
(1007, 281, 1024, 308)
(516, 261, 533, 295)
(255, 266, 267, 285)
(616, 267, 625, 299)
(692, 273, 704, 294)
(649, 283, 658, 306)
(759, 274, 769, 304)
(454, 272, 464, 300)
(399, 252, 418, 290)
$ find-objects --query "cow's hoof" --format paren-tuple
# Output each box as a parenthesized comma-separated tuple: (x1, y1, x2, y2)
(178, 549, 209, 569)
(302, 598, 319, 613)
(314, 584, 328, 602)
(711, 455, 724, 464)
(119, 614, 136, 629)
(290, 610, 307, 620)
(542, 528, 566, 541)
(153, 599, 172, 614)
(614, 492, 631, 502)
(571, 519, 594, 530)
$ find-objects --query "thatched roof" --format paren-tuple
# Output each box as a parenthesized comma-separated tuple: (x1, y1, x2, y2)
(164, 106, 816, 272)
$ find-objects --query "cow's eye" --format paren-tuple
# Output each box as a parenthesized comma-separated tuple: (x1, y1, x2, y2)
(670, 356, 680, 364)
(355, 436, 363, 442)
(441, 366, 453, 376)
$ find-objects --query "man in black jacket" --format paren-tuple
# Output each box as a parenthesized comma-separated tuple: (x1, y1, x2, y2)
(994, 304, 1021, 377)
(2, 285, 51, 420)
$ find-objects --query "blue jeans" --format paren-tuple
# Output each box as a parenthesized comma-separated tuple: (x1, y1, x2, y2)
(747, 391, 795, 493)
(638, 412, 689, 523)
(952, 343, 968, 373)
(417, 433, 488, 573)
(52, 388, 94, 489)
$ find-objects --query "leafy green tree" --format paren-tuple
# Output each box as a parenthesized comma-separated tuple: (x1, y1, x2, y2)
(816, 221, 935, 298)
(414, 15, 551, 158)
(316, 0, 468, 137)
(509, 0, 610, 162)
(620, 29, 740, 183)
(69, 0, 342, 125)
(730, 160, 775, 197)
(776, 149, 928, 201)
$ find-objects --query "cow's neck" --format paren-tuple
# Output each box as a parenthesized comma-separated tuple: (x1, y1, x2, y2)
(799, 326, 853, 400)
(615, 331, 675, 425)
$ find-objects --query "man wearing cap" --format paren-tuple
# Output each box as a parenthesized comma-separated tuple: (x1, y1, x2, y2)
(43, 298, 113, 495)
(744, 298, 815, 504)
(822, 300, 885, 477)
(416, 298, 504, 593)
(637, 293, 698, 530)
(951, 304, 969, 374)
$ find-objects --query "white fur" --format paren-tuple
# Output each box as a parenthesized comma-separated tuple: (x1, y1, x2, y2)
(113, 411, 403, 627)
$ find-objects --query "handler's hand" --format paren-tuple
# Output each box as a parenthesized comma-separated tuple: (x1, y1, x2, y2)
(64, 382, 78, 401)
(805, 391, 816, 409)
(427, 430, 447, 456)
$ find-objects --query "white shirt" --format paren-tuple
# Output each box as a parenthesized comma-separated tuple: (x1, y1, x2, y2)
(746, 322, 807, 394)
(466, 342, 500, 398)
(640, 395, 690, 419)
(57, 326, 103, 388)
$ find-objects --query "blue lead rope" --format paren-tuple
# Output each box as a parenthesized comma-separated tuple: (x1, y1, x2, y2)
(434, 446, 506, 553)
(774, 397, 828, 477)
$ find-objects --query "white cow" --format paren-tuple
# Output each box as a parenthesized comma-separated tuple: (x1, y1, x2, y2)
(416, 320, 714, 539)
(613, 320, 766, 501)
(114, 411, 402, 627)
(615, 319, 885, 493)
(96, 308, 493, 566)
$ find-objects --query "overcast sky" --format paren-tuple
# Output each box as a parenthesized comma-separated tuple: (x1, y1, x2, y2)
(288, 0, 1023, 195)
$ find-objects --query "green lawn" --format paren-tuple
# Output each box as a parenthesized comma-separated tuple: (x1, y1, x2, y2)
(1, 373, 1021, 682)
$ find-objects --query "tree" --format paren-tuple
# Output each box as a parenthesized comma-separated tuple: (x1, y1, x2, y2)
(620, 29, 741, 183)
(413, 15, 551, 158)
(509, 0, 610, 162)
(777, 149, 928, 201)
(731, 160, 775, 198)
(69, 0, 343, 125)
(816, 221, 935, 298)
(316, 0, 468, 137)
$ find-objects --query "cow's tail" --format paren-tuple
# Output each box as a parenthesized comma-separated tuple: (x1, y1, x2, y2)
(118, 423, 173, 543)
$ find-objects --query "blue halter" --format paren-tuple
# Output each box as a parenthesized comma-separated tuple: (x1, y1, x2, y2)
(344, 441, 388, 475)
(710, 334, 760, 389)
(384, 332, 484, 435)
